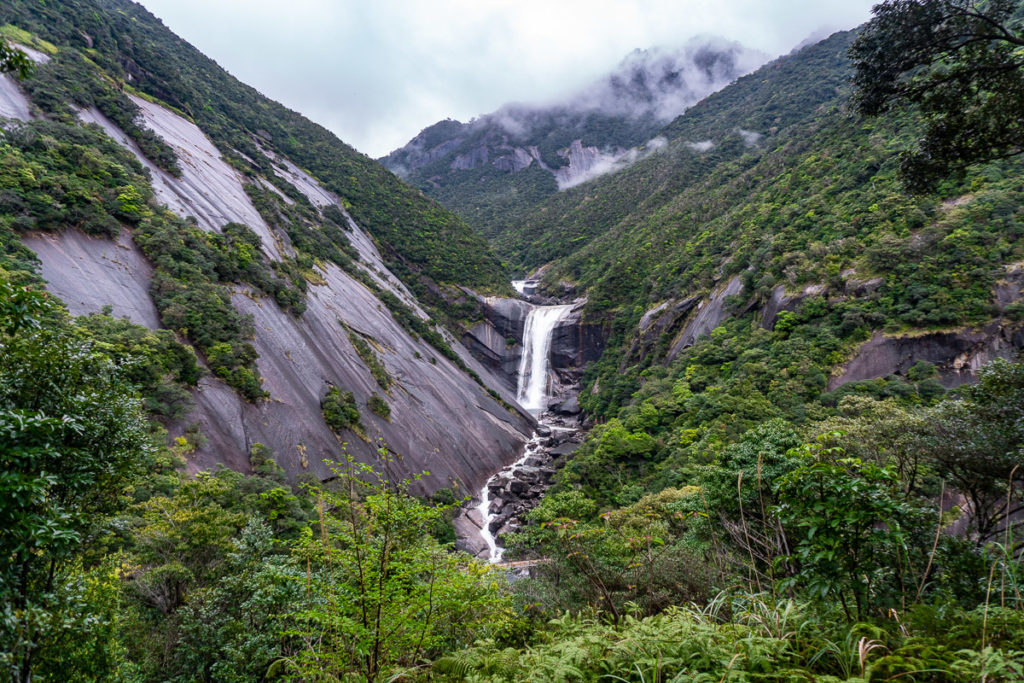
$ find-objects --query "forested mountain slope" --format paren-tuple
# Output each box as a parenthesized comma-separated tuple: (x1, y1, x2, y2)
(493, 31, 860, 270)
(0, 0, 508, 296)
(0, 0, 534, 491)
(3, 3, 1024, 681)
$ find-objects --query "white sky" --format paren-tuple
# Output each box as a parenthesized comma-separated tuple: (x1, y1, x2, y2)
(136, 0, 877, 158)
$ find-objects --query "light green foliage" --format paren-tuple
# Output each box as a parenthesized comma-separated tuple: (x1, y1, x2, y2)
(773, 435, 918, 619)
(277, 455, 511, 681)
(434, 592, 1024, 682)
(512, 486, 718, 621)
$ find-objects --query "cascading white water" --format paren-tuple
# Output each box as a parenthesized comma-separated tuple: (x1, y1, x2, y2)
(515, 304, 574, 413)
(478, 301, 574, 562)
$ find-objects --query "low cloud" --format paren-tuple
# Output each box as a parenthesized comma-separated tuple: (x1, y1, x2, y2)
(556, 136, 669, 190)
(136, 0, 877, 156)
(738, 129, 762, 146)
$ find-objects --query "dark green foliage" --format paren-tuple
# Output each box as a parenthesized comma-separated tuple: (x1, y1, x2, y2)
(0, 38, 31, 79)
(922, 358, 1024, 541)
(134, 213, 268, 401)
(76, 311, 200, 421)
(20, 48, 180, 175)
(774, 436, 922, 619)
(0, 119, 150, 237)
(0, 0, 510, 297)
(321, 385, 361, 434)
(851, 0, 1024, 192)
(0, 279, 152, 682)
(511, 487, 721, 621)
(367, 393, 391, 421)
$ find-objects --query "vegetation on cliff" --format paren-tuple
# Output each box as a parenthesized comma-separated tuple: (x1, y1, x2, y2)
(0, 1, 1023, 681)
(0, 0, 509, 298)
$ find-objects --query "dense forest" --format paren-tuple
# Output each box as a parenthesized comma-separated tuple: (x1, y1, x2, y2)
(2, 0, 1023, 682)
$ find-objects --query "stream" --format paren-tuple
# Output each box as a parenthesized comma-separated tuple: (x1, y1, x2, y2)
(473, 287, 581, 563)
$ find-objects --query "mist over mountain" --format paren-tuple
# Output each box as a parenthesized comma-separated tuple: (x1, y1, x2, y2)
(4, 1, 1024, 679)
(382, 36, 766, 236)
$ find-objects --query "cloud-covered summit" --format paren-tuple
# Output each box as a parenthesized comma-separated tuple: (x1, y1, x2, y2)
(382, 35, 766, 235)
(386, 36, 766, 177)
(574, 37, 768, 121)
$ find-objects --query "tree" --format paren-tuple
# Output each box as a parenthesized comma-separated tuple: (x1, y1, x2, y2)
(275, 453, 510, 682)
(924, 358, 1024, 543)
(773, 436, 919, 620)
(0, 40, 31, 80)
(851, 0, 1024, 192)
(0, 281, 151, 682)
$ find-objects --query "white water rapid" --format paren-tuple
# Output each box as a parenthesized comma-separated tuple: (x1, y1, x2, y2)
(478, 302, 574, 562)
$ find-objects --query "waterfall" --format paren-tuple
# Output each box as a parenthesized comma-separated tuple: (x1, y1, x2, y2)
(478, 301, 574, 562)
(515, 304, 574, 413)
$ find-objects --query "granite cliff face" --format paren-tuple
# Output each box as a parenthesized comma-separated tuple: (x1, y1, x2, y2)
(462, 294, 609, 397)
(6, 61, 533, 494)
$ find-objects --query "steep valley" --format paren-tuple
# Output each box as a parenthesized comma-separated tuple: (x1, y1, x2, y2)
(2, 1, 1024, 681)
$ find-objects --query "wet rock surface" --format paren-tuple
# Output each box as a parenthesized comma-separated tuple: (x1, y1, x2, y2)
(455, 410, 583, 560)
(24, 96, 535, 495)
(23, 229, 161, 329)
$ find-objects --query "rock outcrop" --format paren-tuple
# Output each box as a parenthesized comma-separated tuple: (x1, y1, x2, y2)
(23, 229, 160, 329)
(829, 323, 1024, 390)
(666, 276, 744, 360)
(550, 305, 608, 371)
(462, 295, 608, 394)
(24, 92, 535, 495)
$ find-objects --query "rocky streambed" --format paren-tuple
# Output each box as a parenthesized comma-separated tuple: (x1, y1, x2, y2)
(454, 411, 583, 561)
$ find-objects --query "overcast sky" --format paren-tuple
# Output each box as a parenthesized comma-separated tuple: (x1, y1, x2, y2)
(136, 0, 877, 158)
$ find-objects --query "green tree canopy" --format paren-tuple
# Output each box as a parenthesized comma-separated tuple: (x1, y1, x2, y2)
(0, 40, 31, 79)
(0, 281, 151, 682)
(851, 0, 1024, 192)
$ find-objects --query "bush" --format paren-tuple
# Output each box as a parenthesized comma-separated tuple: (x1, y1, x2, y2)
(321, 386, 361, 433)
(367, 394, 390, 421)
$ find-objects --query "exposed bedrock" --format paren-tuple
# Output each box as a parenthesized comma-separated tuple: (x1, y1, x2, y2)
(635, 265, 1024, 390)
(23, 229, 160, 329)
(462, 295, 609, 391)
(829, 323, 1024, 391)
(550, 306, 608, 372)
(187, 263, 535, 493)
(27, 229, 535, 494)
(22, 86, 538, 495)
(460, 295, 532, 392)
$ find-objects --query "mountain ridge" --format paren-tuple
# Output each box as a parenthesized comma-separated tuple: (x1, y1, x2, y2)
(382, 36, 767, 238)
